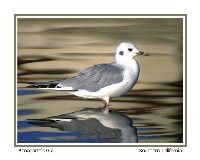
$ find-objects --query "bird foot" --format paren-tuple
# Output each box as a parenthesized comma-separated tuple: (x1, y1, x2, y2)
(104, 102, 111, 109)
(100, 101, 111, 111)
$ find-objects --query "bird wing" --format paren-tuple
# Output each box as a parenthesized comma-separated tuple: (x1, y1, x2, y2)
(57, 63, 125, 92)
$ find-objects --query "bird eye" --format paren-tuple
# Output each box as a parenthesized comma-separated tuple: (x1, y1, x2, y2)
(128, 48, 133, 52)
(119, 51, 124, 56)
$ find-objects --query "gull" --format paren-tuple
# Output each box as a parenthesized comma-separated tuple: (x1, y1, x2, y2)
(28, 42, 148, 108)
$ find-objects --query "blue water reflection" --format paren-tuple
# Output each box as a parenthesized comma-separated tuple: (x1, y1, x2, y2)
(18, 90, 42, 96)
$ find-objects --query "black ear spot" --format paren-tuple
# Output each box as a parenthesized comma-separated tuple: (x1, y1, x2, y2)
(119, 51, 124, 56)
(128, 48, 133, 52)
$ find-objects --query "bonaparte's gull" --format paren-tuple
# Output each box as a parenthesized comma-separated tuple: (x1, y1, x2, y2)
(28, 42, 148, 108)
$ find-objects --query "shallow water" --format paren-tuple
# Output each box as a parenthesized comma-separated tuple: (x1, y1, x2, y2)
(17, 17, 184, 144)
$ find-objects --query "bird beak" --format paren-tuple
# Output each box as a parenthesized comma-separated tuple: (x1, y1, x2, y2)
(136, 51, 149, 56)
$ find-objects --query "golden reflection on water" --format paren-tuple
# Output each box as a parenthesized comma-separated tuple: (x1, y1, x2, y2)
(17, 17, 183, 143)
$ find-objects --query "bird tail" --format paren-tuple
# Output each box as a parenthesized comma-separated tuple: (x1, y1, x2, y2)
(19, 81, 78, 91)
(18, 80, 60, 88)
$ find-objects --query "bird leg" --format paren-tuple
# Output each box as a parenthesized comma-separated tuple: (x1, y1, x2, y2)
(104, 101, 111, 109)
(102, 98, 110, 109)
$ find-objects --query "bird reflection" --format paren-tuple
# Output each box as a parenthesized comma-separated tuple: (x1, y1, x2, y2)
(28, 107, 138, 143)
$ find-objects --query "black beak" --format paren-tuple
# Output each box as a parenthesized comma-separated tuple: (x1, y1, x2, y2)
(137, 51, 149, 56)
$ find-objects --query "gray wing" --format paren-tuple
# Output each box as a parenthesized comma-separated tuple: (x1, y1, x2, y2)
(57, 63, 125, 92)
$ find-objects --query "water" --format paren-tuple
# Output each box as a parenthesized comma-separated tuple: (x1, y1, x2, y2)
(17, 17, 184, 144)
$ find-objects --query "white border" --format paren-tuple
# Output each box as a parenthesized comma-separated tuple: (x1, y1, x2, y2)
(15, 15, 186, 147)
(16, 15, 185, 19)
